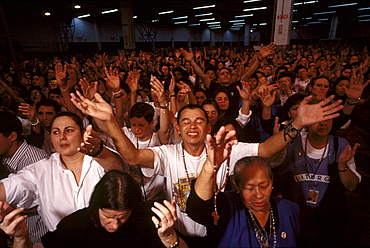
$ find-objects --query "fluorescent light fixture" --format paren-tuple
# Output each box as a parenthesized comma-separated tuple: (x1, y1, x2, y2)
(230, 19, 245, 22)
(233, 24, 245, 27)
(244, 0, 261, 3)
(159, 10, 173, 15)
(173, 16, 188, 20)
(313, 11, 336, 15)
(195, 13, 212, 17)
(235, 14, 253, 18)
(243, 7, 267, 11)
(250, 29, 253, 32)
(200, 18, 215, 22)
(193, 5, 215, 10)
(188, 23, 200, 26)
(174, 21, 187, 24)
(329, 3, 357, 8)
(233, 23, 245, 25)
(294, 2, 303, 5)
(45, 12, 51, 16)
(260, 23, 267, 25)
(293, 9, 297, 12)
(207, 21, 220, 24)
(307, 21, 321, 24)
(101, 9, 118, 14)
(230, 28, 240, 31)
(358, 7, 370, 10)
(294, 1, 317, 5)
(253, 23, 258, 26)
(305, 17, 312, 19)
(133, 16, 137, 18)
(209, 25, 220, 27)
(358, 15, 370, 17)
(151, 19, 159, 22)
(318, 18, 328, 21)
(292, 20, 299, 23)
(74, 5, 81, 9)
(359, 19, 370, 22)
(77, 14, 90, 18)
(210, 27, 221, 29)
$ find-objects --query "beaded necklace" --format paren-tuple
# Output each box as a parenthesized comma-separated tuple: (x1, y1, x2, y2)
(248, 206, 277, 248)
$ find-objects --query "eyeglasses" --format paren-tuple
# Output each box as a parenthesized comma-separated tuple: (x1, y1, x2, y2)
(31, 92, 41, 96)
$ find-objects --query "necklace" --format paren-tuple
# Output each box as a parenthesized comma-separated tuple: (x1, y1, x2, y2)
(248, 206, 277, 248)
(136, 133, 153, 149)
(304, 135, 328, 188)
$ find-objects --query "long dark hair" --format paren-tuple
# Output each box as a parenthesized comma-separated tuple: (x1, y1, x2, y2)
(89, 170, 144, 227)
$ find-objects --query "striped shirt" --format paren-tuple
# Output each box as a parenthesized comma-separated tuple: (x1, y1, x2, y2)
(2, 140, 49, 244)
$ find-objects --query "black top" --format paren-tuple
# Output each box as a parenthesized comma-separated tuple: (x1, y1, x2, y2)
(42, 206, 164, 248)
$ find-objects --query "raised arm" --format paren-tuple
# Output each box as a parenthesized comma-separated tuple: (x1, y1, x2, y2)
(70, 91, 155, 169)
(181, 47, 211, 89)
(338, 143, 360, 191)
(151, 77, 171, 145)
(258, 95, 344, 158)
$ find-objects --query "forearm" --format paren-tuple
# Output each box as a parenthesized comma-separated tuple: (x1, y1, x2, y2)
(194, 159, 215, 201)
(338, 163, 359, 191)
(241, 59, 260, 81)
(158, 107, 171, 145)
(190, 60, 210, 89)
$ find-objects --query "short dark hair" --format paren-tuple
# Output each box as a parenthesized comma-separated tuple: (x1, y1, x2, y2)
(52, 111, 84, 134)
(48, 88, 62, 97)
(278, 71, 296, 83)
(233, 156, 273, 185)
(129, 102, 154, 124)
(177, 104, 209, 125)
(36, 99, 61, 114)
(0, 111, 22, 140)
(89, 170, 143, 227)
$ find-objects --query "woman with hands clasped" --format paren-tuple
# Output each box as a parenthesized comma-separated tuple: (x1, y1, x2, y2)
(186, 127, 300, 247)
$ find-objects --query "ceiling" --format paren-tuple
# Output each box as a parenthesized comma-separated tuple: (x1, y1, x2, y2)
(2, 1, 370, 32)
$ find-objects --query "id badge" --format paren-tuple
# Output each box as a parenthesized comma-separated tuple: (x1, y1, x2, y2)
(307, 189, 319, 204)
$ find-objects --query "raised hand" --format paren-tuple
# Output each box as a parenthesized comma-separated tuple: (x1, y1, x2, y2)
(237, 81, 251, 101)
(150, 76, 167, 107)
(78, 124, 101, 156)
(338, 143, 360, 166)
(294, 95, 343, 129)
(0, 201, 29, 244)
(103, 67, 120, 90)
(180, 47, 194, 62)
(18, 102, 36, 122)
(259, 42, 276, 59)
(345, 73, 370, 100)
(206, 126, 238, 170)
(79, 78, 98, 100)
(70, 91, 114, 122)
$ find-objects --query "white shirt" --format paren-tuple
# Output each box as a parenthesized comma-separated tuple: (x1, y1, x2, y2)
(145, 141, 259, 237)
(2, 153, 105, 231)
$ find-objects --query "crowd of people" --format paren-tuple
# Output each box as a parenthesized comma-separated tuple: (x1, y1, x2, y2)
(0, 41, 369, 247)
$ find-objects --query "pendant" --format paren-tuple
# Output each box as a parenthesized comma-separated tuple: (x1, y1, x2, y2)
(212, 211, 220, 225)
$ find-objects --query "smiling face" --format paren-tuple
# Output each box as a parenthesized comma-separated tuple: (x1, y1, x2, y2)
(51, 116, 83, 156)
(233, 164, 273, 214)
(176, 108, 211, 148)
(99, 208, 132, 233)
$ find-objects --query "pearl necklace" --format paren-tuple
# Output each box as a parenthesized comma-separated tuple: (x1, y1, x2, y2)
(248, 206, 277, 248)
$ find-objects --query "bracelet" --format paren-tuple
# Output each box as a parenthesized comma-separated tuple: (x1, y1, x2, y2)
(345, 100, 357, 105)
(114, 94, 123, 98)
(159, 103, 169, 109)
(168, 240, 179, 248)
(60, 85, 68, 92)
(112, 90, 122, 96)
(170, 95, 176, 98)
(338, 166, 349, 172)
(283, 122, 302, 144)
(91, 140, 105, 158)
(30, 118, 39, 126)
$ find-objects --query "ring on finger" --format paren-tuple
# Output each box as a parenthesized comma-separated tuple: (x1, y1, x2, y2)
(154, 222, 162, 229)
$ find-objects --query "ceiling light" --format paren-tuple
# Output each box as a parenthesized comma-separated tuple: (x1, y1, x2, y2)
(210, 27, 221, 29)
(209, 25, 220, 27)
(292, 20, 299, 23)
(235, 14, 253, 18)
(173, 16, 188, 20)
(193, 5, 215, 10)
(358, 7, 370, 10)
(200, 18, 215, 22)
(359, 15, 370, 18)
(195, 13, 212, 17)
(152, 19, 159, 22)
(207, 21, 220, 24)
(359, 19, 370, 22)
(243, 7, 267, 11)
(307, 21, 321, 24)
(174, 21, 187, 24)
(230, 20, 245, 22)
(313, 11, 336, 15)
(294, 1, 317, 5)
(188, 23, 200, 26)
(133, 16, 137, 18)
(318, 18, 328, 21)
(101, 9, 118, 14)
(260, 23, 267, 25)
(159, 10, 173, 15)
(230, 28, 240, 31)
(329, 3, 357, 8)
(244, 0, 261, 3)
(45, 12, 51, 16)
(77, 14, 90, 19)
(74, 5, 81, 9)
